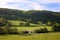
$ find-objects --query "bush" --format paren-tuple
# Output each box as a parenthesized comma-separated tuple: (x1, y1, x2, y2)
(0, 27, 18, 34)
(8, 28, 18, 34)
(0, 27, 9, 34)
(20, 22, 24, 26)
(52, 24, 60, 32)
(25, 22, 30, 26)
(0, 27, 4, 34)
(34, 28, 48, 33)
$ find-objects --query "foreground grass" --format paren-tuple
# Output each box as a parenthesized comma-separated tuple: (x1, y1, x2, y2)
(0, 32, 60, 40)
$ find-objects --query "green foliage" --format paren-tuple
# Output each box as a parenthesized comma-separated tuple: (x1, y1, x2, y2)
(0, 8, 60, 24)
(37, 21, 43, 25)
(25, 19, 30, 26)
(46, 21, 57, 26)
(0, 27, 4, 34)
(8, 28, 18, 34)
(34, 28, 48, 33)
(20, 22, 24, 26)
(46, 21, 52, 26)
(0, 27, 18, 34)
(0, 16, 9, 27)
(25, 22, 30, 26)
(52, 23, 60, 32)
(0, 16, 5, 27)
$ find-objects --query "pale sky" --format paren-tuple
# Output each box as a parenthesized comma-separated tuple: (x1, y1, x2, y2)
(0, 0, 60, 12)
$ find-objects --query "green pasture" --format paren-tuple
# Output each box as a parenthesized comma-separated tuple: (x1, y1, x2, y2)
(8, 20, 52, 31)
(0, 20, 60, 40)
(8, 20, 23, 25)
(14, 27, 51, 32)
(0, 32, 60, 40)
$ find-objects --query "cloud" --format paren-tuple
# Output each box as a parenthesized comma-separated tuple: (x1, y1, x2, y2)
(28, 2, 45, 10)
(0, 0, 45, 10)
(0, 0, 60, 12)
(0, 0, 28, 8)
(32, 0, 60, 3)
(34, 0, 60, 12)
(42, 0, 60, 3)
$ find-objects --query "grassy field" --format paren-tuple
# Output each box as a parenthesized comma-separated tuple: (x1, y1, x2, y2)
(0, 20, 59, 40)
(8, 20, 52, 31)
(15, 27, 51, 32)
(8, 20, 23, 25)
(0, 32, 60, 40)
(8, 20, 36, 25)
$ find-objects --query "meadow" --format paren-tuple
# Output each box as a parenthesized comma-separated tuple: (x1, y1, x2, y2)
(8, 20, 51, 31)
(0, 32, 60, 40)
(0, 20, 60, 40)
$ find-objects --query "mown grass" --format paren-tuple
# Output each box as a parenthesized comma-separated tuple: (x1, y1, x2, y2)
(0, 32, 60, 40)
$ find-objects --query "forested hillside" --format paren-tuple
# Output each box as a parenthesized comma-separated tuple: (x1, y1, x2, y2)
(0, 8, 60, 24)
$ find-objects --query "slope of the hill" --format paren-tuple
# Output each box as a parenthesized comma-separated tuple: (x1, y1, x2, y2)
(0, 8, 60, 24)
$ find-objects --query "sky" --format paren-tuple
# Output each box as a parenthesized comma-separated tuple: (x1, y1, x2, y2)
(0, 0, 60, 12)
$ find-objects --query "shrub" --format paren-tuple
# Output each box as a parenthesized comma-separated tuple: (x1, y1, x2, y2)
(34, 28, 48, 33)
(20, 22, 24, 26)
(0, 27, 4, 34)
(41, 28, 48, 33)
(8, 28, 18, 34)
(52, 24, 60, 32)
(0, 27, 18, 34)
(25, 22, 30, 26)
(0, 27, 9, 34)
